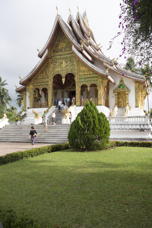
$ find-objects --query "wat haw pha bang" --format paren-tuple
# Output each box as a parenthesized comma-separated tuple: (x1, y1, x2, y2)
(16, 11, 148, 125)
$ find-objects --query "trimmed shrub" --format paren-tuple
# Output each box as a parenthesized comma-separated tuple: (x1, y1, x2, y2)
(0, 209, 40, 228)
(50, 143, 69, 152)
(68, 101, 110, 151)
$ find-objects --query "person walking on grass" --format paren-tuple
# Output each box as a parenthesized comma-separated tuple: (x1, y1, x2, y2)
(29, 126, 37, 145)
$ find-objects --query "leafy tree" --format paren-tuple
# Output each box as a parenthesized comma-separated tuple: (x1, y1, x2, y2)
(140, 64, 152, 89)
(119, 0, 152, 65)
(0, 77, 11, 117)
(68, 101, 110, 151)
(125, 57, 137, 72)
(124, 57, 152, 87)
(6, 106, 18, 122)
(16, 93, 23, 107)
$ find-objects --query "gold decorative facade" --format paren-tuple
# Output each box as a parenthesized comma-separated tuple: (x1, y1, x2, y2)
(135, 82, 147, 109)
(17, 13, 147, 113)
(114, 79, 130, 108)
(25, 29, 108, 108)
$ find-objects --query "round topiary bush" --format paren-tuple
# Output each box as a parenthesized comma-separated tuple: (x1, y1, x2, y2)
(68, 101, 110, 151)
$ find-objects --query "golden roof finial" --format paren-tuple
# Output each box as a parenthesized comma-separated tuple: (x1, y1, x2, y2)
(56, 6, 59, 15)
(105, 68, 109, 75)
(69, 8, 71, 15)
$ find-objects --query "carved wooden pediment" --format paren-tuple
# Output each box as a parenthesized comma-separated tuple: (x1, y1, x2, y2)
(114, 79, 130, 93)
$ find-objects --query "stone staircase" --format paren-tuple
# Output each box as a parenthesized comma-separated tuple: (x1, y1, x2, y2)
(47, 108, 63, 125)
(0, 124, 70, 144)
(109, 116, 152, 141)
(0, 116, 151, 144)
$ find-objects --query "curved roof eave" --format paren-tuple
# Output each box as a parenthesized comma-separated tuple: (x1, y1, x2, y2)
(68, 14, 84, 42)
(103, 63, 145, 82)
(58, 17, 82, 50)
(16, 85, 26, 92)
(116, 66, 146, 82)
(20, 50, 48, 85)
(38, 15, 82, 58)
(72, 46, 115, 84)
(38, 15, 60, 58)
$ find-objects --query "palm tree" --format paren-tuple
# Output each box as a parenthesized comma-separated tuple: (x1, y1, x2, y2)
(0, 76, 11, 110)
(16, 93, 23, 107)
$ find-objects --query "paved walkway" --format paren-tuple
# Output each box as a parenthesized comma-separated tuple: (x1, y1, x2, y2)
(0, 142, 50, 156)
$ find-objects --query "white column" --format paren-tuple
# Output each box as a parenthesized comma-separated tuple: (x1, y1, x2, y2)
(26, 89, 30, 109)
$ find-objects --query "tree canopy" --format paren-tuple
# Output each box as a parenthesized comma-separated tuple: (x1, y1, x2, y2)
(0, 77, 11, 116)
(125, 57, 137, 72)
(119, 0, 152, 65)
(125, 57, 152, 87)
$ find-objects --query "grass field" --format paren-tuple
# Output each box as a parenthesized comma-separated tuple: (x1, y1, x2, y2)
(0, 147, 152, 228)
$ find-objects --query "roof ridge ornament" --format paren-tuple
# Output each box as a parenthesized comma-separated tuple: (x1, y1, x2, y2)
(69, 8, 71, 15)
(112, 58, 118, 66)
(105, 67, 109, 75)
(56, 6, 59, 15)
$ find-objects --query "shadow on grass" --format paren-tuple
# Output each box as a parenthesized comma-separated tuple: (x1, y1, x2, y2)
(0, 154, 152, 228)
(22, 155, 152, 170)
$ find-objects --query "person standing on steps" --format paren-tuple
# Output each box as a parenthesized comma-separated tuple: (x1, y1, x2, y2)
(29, 126, 37, 145)
(51, 112, 56, 125)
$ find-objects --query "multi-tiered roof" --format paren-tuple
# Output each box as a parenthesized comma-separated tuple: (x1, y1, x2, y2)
(16, 11, 145, 92)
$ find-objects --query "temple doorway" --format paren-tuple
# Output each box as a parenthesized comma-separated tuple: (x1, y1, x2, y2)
(33, 87, 48, 108)
(53, 73, 76, 107)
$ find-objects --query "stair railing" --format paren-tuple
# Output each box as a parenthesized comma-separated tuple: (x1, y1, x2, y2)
(45, 106, 56, 125)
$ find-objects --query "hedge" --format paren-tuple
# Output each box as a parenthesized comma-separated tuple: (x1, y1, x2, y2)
(0, 141, 151, 166)
(96, 141, 152, 149)
(115, 141, 152, 148)
(0, 143, 69, 165)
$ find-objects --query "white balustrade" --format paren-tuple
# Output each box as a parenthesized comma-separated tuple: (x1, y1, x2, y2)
(109, 116, 151, 132)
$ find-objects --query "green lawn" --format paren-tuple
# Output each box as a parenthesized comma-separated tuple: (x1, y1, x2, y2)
(0, 147, 152, 228)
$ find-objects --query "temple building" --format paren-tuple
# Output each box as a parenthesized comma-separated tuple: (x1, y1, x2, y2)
(16, 11, 148, 123)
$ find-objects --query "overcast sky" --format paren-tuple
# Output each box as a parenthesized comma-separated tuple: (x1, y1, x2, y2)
(1, 0, 144, 107)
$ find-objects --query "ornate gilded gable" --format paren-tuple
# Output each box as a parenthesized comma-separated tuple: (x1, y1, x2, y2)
(79, 61, 92, 75)
(31, 62, 49, 86)
(50, 29, 72, 56)
(114, 79, 129, 93)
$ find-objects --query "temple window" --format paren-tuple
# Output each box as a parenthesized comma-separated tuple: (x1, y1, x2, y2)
(89, 84, 98, 105)
(81, 84, 88, 105)
(64, 73, 75, 89)
(41, 88, 48, 107)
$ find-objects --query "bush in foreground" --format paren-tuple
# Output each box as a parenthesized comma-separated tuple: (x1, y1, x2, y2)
(68, 101, 110, 151)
